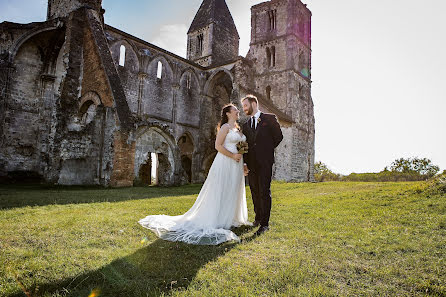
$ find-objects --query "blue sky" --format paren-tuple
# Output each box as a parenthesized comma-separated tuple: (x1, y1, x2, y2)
(1, 0, 445, 174)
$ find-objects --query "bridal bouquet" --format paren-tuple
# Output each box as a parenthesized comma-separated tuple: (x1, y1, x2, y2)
(237, 141, 249, 154)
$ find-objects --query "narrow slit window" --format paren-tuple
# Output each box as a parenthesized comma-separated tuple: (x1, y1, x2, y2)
(266, 47, 271, 68)
(157, 61, 163, 79)
(271, 46, 276, 67)
(268, 10, 277, 31)
(186, 73, 191, 89)
(266, 86, 271, 101)
(197, 34, 204, 55)
(119, 45, 126, 66)
(273, 10, 277, 30)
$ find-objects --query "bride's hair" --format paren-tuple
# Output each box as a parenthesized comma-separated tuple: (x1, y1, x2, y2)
(217, 103, 239, 131)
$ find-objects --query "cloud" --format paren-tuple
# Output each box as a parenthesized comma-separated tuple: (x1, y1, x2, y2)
(0, 0, 46, 23)
(150, 24, 188, 58)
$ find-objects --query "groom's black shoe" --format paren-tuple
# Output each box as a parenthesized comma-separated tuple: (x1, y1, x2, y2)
(255, 226, 269, 236)
(253, 220, 260, 227)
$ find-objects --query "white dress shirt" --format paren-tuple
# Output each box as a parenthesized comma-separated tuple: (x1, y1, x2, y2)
(251, 110, 262, 129)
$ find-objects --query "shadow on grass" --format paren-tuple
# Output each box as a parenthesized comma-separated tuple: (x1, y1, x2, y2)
(0, 183, 202, 210)
(8, 226, 256, 297)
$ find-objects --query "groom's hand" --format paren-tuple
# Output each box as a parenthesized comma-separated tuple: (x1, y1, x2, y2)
(244, 164, 250, 176)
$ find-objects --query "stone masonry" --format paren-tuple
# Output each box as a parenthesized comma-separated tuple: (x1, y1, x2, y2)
(0, 0, 315, 186)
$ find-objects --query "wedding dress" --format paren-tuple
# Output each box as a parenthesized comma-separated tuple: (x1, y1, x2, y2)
(139, 127, 251, 245)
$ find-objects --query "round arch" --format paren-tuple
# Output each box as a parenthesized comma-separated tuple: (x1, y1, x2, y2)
(177, 132, 195, 184)
(146, 54, 174, 79)
(109, 39, 140, 73)
(10, 24, 61, 61)
(80, 91, 101, 107)
(203, 68, 234, 96)
(134, 126, 178, 186)
(179, 68, 200, 89)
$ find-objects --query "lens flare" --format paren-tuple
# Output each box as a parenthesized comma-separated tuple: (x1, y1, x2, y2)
(141, 236, 149, 244)
(300, 68, 310, 78)
(88, 288, 101, 297)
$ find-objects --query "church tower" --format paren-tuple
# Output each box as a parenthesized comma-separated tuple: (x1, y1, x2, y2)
(248, 0, 315, 182)
(47, 0, 103, 20)
(187, 0, 240, 67)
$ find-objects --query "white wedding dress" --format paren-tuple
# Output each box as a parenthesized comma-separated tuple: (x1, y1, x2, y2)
(139, 127, 251, 245)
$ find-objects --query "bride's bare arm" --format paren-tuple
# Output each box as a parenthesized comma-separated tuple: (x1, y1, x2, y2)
(215, 124, 242, 162)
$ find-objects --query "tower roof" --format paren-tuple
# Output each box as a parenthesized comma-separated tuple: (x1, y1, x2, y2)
(188, 0, 239, 38)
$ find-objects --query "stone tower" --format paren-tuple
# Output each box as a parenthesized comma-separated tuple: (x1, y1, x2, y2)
(247, 0, 315, 181)
(47, 0, 103, 20)
(187, 0, 240, 67)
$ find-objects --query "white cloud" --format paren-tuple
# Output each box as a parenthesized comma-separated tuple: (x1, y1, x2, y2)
(150, 24, 188, 58)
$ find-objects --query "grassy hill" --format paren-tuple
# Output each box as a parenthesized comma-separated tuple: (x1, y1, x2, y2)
(0, 181, 444, 296)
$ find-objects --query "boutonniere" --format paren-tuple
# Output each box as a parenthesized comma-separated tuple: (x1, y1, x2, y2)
(257, 117, 262, 123)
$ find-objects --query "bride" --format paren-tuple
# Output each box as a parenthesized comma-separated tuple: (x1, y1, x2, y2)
(139, 103, 251, 245)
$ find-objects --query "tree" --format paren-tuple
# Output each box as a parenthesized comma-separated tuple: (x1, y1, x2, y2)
(390, 157, 439, 178)
(314, 162, 340, 182)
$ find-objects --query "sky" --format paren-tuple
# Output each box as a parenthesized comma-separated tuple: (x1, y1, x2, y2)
(1, 0, 445, 174)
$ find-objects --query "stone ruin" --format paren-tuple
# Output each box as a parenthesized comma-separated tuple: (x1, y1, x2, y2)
(0, 0, 315, 186)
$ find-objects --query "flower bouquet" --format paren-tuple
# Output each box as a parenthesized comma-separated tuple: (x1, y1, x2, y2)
(237, 141, 249, 154)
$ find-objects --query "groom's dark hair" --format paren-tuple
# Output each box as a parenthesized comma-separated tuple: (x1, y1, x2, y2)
(241, 95, 258, 106)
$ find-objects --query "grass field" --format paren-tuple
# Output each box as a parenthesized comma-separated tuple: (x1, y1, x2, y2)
(0, 181, 445, 297)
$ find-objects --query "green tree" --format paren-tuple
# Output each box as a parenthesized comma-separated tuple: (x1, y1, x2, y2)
(390, 157, 439, 178)
(314, 162, 340, 182)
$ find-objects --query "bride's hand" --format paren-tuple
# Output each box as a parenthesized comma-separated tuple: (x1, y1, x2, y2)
(233, 153, 242, 162)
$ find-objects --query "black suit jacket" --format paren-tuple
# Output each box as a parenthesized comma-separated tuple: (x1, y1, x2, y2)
(242, 113, 283, 171)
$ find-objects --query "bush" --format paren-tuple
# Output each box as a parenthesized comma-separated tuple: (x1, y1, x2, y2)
(314, 162, 341, 182)
(315, 158, 441, 183)
(424, 173, 446, 195)
(342, 171, 427, 182)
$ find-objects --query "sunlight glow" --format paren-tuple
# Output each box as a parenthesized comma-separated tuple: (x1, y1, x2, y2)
(88, 288, 101, 297)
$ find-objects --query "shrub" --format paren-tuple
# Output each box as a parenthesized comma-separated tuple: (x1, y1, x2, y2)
(424, 173, 446, 195)
(314, 162, 341, 182)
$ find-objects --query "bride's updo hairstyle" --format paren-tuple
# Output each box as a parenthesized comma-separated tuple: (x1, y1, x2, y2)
(217, 103, 239, 131)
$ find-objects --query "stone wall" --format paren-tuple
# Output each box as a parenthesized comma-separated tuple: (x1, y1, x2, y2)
(210, 24, 240, 66)
(110, 130, 135, 187)
(104, 27, 234, 184)
(0, 0, 315, 185)
(48, 0, 102, 20)
(245, 0, 314, 182)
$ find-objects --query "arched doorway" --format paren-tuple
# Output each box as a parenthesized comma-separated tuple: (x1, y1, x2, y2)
(205, 70, 234, 135)
(134, 127, 176, 186)
(178, 133, 194, 183)
(199, 70, 234, 180)
(201, 152, 217, 181)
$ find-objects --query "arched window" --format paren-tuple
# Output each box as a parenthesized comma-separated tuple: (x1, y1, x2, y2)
(268, 10, 277, 31)
(266, 86, 271, 101)
(186, 73, 191, 89)
(157, 61, 163, 79)
(79, 100, 97, 125)
(266, 47, 271, 68)
(271, 46, 276, 67)
(197, 34, 204, 55)
(119, 45, 126, 66)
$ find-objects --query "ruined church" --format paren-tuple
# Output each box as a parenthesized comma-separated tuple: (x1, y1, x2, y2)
(0, 0, 315, 186)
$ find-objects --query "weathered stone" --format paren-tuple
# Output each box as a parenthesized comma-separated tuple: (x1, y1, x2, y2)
(0, 0, 315, 186)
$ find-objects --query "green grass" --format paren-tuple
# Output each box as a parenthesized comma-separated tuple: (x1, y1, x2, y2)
(0, 181, 445, 297)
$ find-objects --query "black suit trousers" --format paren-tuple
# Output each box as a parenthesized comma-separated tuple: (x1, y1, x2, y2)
(248, 163, 273, 227)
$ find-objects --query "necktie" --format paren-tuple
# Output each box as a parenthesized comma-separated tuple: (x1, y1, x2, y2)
(251, 117, 255, 130)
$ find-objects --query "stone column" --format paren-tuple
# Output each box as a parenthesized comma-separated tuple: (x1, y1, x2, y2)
(171, 83, 180, 135)
(38, 74, 57, 177)
(137, 72, 147, 118)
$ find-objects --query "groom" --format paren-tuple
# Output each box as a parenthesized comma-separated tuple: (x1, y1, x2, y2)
(241, 95, 283, 236)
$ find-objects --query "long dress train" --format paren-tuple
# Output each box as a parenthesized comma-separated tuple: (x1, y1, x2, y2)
(139, 128, 251, 245)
